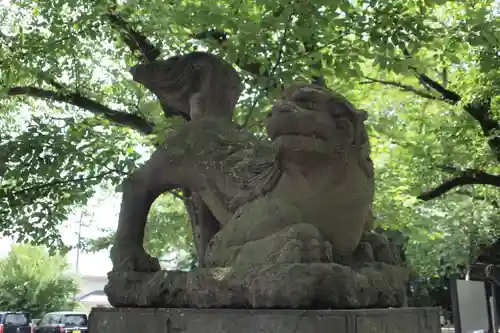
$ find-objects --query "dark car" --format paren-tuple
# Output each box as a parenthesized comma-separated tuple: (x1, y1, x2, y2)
(0, 311, 32, 333)
(34, 312, 87, 333)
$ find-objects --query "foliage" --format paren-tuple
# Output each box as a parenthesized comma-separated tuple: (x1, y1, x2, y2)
(0, 244, 78, 318)
(0, 0, 499, 289)
(0, 115, 144, 251)
(85, 193, 193, 260)
(369, 90, 500, 279)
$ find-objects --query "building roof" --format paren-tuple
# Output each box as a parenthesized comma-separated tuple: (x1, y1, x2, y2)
(76, 290, 110, 306)
(75, 290, 106, 301)
(45, 311, 87, 315)
(79, 275, 108, 283)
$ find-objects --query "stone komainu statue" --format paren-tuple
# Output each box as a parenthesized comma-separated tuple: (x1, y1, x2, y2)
(104, 51, 408, 309)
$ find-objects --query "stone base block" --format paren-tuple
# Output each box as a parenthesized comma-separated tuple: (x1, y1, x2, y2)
(89, 307, 440, 333)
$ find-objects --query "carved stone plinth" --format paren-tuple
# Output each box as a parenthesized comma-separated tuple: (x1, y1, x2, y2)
(89, 307, 441, 333)
(104, 263, 408, 309)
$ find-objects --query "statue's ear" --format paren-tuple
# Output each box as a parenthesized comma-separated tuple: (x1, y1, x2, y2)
(358, 109, 369, 122)
(351, 109, 370, 145)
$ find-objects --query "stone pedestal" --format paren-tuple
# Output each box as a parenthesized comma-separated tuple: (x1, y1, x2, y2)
(89, 307, 440, 333)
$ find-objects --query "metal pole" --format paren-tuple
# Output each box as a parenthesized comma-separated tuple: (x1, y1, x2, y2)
(75, 213, 83, 273)
(492, 281, 499, 333)
(73, 213, 84, 303)
(489, 282, 497, 333)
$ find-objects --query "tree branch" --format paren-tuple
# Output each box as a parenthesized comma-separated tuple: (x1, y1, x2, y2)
(2, 29, 156, 133)
(410, 70, 461, 104)
(362, 75, 500, 161)
(7, 170, 118, 197)
(105, 11, 161, 63)
(455, 190, 499, 209)
(418, 169, 500, 201)
(464, 98, 500, 161)
(400, 48, 461, 103)
(360, 77, 439, 100)
(401, 48, 500, 161)
(7, 86, 154, 134)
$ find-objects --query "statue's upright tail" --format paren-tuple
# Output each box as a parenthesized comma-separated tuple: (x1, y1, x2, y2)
(130, 51, 243, 121)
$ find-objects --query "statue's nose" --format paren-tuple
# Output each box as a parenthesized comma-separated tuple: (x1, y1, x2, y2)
(129, 59, 177, 83)
(271, 101, 295, 116)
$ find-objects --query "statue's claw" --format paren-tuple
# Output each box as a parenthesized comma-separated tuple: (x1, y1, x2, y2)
(110, 244, 161, 273)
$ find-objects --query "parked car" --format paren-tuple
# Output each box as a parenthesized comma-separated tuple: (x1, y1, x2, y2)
(0, 311, 32, 333)
(34, 312, 88, 333)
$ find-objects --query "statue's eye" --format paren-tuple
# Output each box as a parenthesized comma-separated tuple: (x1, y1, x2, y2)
(294, 98, 316, 110)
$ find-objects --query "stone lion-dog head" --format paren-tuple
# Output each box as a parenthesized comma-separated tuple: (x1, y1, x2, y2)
(266, 83, 372, 177)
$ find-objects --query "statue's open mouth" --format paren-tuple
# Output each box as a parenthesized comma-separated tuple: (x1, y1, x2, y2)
(267, 100, 334, 143)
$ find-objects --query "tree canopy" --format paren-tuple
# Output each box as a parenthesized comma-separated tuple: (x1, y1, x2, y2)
(0, 244, 78, 318)
(1, 0, 499, 291)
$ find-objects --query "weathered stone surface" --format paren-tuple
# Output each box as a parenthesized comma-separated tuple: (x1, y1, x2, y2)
(111, 52, 377, 271)
(89, 307, 441, 333)
(106, 51, 409, 311)
(105, 262, 408, 309)
(130, 52, 243, 120)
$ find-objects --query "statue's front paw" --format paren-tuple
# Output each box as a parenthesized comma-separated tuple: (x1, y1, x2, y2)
(360, 232, 399, 265)
(110, 244, 161, 273)
(275, 224, 327, 263)
(227, 223, 328, 265)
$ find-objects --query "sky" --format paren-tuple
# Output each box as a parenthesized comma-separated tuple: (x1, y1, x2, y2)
(61, 193, 122, 276)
